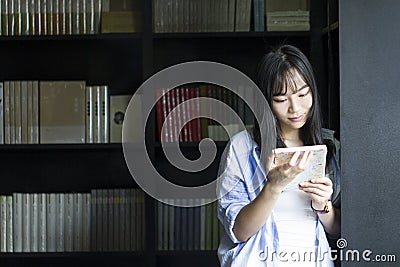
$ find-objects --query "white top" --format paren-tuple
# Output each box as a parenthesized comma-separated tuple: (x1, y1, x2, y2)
(273, 172, 318, 266)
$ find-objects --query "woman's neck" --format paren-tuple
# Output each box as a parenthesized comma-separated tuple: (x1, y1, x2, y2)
(281, 128, 303, 147)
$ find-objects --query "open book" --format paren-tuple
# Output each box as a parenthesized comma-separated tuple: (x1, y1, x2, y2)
(272, 145, 327, 190)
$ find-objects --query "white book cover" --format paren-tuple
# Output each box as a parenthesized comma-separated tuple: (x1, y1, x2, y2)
(38, 193, 46, 252)
(14, 81, 22, 144)
(46, 193, 57, 252)
(272, 145, 327, 191)
(30, 193, 39, 252)
(21, 81, 28, 144)
(94, 86, 101, 143)
(73, 193, 83, 251)
(27, 81, 33, 144)
(22, 193, 31, 252)
(32, 81, 39, 144)
(0, 196, 7, 252)
(100, 85, 109, 143)
(4, 81, 10, 144)
(13, 193, 22, 252)
(85, 86, 94, 143)
(56, 193, 65, 252)
(6, 196, 13, 252)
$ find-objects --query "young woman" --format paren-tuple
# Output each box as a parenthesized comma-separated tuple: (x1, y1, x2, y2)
(217, 45, 341, 266)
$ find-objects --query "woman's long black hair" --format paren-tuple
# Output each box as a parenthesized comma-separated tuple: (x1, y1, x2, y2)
(253, 44, 334, 161)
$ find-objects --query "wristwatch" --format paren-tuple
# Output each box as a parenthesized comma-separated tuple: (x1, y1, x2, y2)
(311, 200, 330, 214)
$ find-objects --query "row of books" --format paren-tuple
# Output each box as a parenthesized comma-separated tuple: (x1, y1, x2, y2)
(0, 0, 102, 36)
(153, 0, 252, 33)
(157, 199, 222, 251)
(0, 188, 145, 253)
(155, 85, 255, 142)
(0, 80, 110, 144)
(152, 0, 309, 33)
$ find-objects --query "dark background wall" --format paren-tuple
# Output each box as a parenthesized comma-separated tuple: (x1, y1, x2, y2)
(340, 0, 400, 266)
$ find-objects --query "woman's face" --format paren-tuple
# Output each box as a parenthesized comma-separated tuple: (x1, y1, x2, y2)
(271, 69, 313, 134)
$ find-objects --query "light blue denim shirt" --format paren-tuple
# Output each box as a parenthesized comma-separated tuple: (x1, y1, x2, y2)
(217, 130, 337, 267)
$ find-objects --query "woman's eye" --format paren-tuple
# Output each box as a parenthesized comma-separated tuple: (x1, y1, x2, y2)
(273, 99, 286, 103)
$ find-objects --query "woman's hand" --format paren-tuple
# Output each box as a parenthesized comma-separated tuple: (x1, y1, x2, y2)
(266, 151, 313, 194)
(299, 177, 333, 210)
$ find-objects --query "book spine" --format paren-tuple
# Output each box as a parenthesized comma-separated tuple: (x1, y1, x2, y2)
(54, 0, 60, 35)
(38, 193, 46, 252)
(101, 85, 109, 143)
(32, 81, 39, 144)
(0, 83, 3, 144)
(64, 193, 74, 252)
(13, 193, 23, 252)
(82, 193, 91, 252)
(21, 81, 28, 144)
(56, 193, 65, 252)
(3, 81, 10, 144)
(73, 193, 83, 251)
(66, 0, 72, 34)
(72, 0, 79, 34)
(90, 190, 96, 251)
(6, 196, 13, 252)
(0, 196, 7, 252)
(30, 193, 39, 252)
(85, 86, 94, 143)
(80, 0, 86, 34)
(22, 193, 31, 252)
(1, 0, 9, 36)
(46, 193, 57, 252)
(21, 0, 29, 35)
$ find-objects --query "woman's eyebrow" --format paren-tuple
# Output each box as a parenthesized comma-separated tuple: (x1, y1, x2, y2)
(295, 84, 309, 92)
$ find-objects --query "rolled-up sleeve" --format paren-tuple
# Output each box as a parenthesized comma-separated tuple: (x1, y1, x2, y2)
(217, 139, 252, 244)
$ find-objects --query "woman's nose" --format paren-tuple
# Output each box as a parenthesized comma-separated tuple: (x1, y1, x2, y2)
(288, 98, 300, 113)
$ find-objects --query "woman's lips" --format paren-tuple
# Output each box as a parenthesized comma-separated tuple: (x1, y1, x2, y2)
(289, 115, 304, 122)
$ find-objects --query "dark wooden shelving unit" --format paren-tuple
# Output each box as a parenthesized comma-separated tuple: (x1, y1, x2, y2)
(0, 0, 339, 266)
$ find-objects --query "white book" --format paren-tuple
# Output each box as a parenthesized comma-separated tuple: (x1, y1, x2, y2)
(0, 196, 7, 252)
(73, 193, 83, 251)
(14, 81, 22, 144)
(4, 82, 10, 144)
(27, 81, 33, 144)
(32, 81, 39, 144)
(13, 193, 23, 252)
(8, 0, 15, 36)
(21, 81, 28, 144)
(66, 0, 73, 35)
(6, 196, 13, 252)
(22, 193, 31, 252)
(46, 193, 57, 252)
(82, 193, 91, 252)
(64, 193, 74, 252)
(60, 0, 67, 34)
(38, 194, 46, 252)
(87, 0, 95, 34)
(100, 85, 109, 143)
(46, 0, 54, 35)
(94, 86, 101, 143)
(85, 86, 94, 143)
(72, 0, 80, 34)
(9, 81, 15, 144)
(21, 0, 29, 35)
(30, 193, 39, 252)
(56, 193, 65, 252)
(29, 0, 37, 35)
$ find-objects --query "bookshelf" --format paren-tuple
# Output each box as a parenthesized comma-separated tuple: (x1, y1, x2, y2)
(0, 0, 338, 266)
